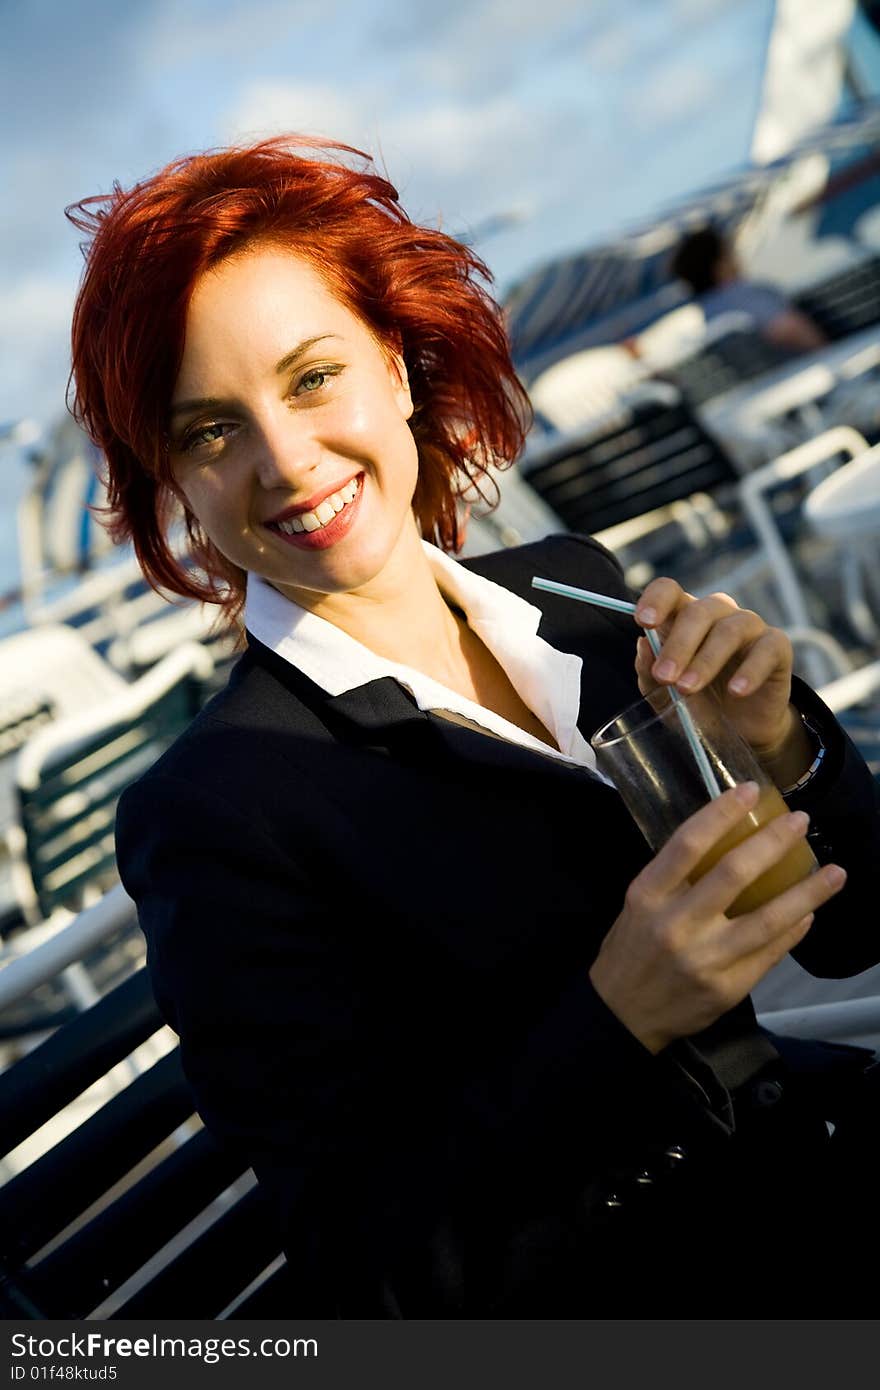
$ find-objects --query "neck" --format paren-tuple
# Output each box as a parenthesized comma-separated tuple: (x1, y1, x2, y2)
(269, 517, 467, 678)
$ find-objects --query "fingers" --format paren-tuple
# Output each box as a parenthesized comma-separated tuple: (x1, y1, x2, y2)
(683, 800, 815, 922)
(634, 583, 791, 697)
(664, 609, 768, 693)
(724, 861, 847, 967)
(633, 783, 761, 901)
(639, 591, 755, 689)
(634, 577, 692, 630)
(722, 628, 793, 698)
(634, 635, 657, 697)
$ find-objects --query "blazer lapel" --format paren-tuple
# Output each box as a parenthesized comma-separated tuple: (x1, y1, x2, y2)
(328, 675, 611, 792)
(250, 634, 611, 791)
(245, 637, 421, 730)
(425, 703, 596, 770)
(324, 676, 425, 733)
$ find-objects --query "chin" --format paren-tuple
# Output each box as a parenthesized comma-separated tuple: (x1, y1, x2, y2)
(275, 540, 392, 598)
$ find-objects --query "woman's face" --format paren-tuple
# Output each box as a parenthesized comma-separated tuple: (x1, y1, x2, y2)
(168, 245, 419, 606)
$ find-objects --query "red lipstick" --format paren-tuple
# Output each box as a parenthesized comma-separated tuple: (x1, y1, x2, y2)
(264, 472, 363, 527)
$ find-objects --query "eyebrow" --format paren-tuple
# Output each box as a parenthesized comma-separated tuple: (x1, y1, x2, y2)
(274, 334, 339, 376)
(169, 334, 342, 419)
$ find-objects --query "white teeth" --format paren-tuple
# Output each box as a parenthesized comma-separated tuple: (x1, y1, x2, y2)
(273, 477, 360, 536)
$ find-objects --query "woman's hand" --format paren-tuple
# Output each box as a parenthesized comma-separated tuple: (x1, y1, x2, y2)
(588, 783, 847, 1054)
(633, 578, 796, 760)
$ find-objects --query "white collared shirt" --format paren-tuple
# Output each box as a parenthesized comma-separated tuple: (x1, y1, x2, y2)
(244, 540, 611, 780)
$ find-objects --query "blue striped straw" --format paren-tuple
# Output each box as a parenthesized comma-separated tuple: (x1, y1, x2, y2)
(531, 576, 723, 799)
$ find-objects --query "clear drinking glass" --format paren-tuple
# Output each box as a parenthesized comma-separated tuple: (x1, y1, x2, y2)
(590, 683, 818, 916)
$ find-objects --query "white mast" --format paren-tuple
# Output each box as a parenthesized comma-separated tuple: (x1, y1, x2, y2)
(751, 0, 856, 165)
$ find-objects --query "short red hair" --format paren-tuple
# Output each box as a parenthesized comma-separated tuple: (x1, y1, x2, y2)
(67, 135, 531, 624)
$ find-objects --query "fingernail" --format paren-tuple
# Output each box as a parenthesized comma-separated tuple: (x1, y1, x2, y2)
(637, 606, 656, 624)
(655, 660, 676, 681)
(825, 865, 847, 888)
(677, 671, 698, 691)
(734, 781, 759, 805)
(728, 676, 749, 694)
(786, 811, 809, 832)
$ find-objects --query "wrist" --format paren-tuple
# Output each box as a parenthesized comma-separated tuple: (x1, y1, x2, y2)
(752, 705, 814, 788)
(780, 713, 826, 795)
(588, 964, 671, 1055)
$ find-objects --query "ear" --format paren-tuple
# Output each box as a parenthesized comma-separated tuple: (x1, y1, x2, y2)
(378, 330, 411, 417)
(384, 337, 413, 420)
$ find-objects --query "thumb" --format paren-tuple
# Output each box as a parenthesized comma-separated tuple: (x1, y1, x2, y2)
(635, 634, 654, 697)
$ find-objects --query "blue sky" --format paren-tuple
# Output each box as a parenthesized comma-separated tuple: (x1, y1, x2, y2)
(0, 0, 776, 434)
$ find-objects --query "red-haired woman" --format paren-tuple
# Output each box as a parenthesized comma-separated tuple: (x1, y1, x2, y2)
(69, 137, 880, 1316)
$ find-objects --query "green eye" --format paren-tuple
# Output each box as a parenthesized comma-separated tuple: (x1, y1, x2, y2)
(184, 422, 228, 451)
(296, 365, 342, 396)
(300, 369, 329, 392)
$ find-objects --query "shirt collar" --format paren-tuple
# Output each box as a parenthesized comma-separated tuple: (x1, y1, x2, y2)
(243, 541, 598, 772)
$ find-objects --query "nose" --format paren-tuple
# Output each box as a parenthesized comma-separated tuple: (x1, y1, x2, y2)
(252, 410, 322, 493)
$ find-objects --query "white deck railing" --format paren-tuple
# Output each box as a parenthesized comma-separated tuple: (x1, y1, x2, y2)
(0, 882, 135, 1012)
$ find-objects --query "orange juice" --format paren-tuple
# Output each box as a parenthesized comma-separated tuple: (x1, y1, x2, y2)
(689, 783, 818, 916)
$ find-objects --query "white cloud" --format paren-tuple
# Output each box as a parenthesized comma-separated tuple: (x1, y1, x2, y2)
(222, 80, 374, 147)
(375, 0, 589, 54)
(220, 79, 542, 215)
(372, 0, 611, 103)
(672, 0, 740, 19)
(629, 61, 718, 127)
(142, 0, 326, 67)
(583, 23, 641, 72)
(382, 97, 535, 180)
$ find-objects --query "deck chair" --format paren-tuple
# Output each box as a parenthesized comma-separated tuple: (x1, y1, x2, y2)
(663, 327, 791, 408)
(0, 626, 130, 932)
(792, 256, 880, 341)
(723, 428, 876, 670)
(0, 947, 290, 1318)
(519, 389, 741, 543)
(7, 640, 213, 930)
(527, 344, 647, 434)
(634, 307, 757, 374)
(23, 525, 196, 659)
(458, 460, 562, 555)
(106, 601, 240, 682)
(0, 623, 127, 724)
(0, 643, 213, 1038)
(521, 408, 873, 687)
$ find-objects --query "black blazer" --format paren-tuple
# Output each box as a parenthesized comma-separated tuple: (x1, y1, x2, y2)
(116, 533, 880, 1316)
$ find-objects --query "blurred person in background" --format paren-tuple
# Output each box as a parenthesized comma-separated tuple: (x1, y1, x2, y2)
(671, 224, 827, 355)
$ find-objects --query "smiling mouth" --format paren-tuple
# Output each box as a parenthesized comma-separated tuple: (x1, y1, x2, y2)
(267, 475, 362, 535)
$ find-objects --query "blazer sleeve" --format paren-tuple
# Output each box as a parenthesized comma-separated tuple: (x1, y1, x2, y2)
(781, 674, 880, 977)
(116, 768, 737, 1317)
